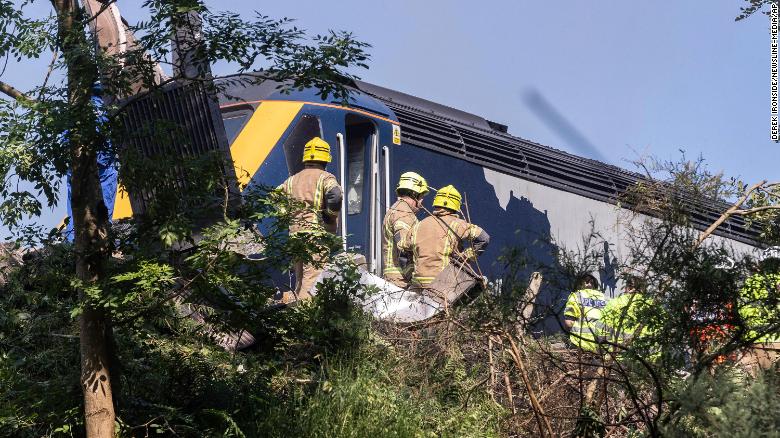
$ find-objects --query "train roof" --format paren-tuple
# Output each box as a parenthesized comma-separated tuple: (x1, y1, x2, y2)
(215, 75, 396, 121)
(348, 80, 758, 246)
(214, 74, 759, 245)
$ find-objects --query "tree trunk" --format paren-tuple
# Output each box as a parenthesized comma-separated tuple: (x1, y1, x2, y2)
(71, 87, 117, 436)
(53, 1, 116, 436)
(78, 308, 115, 437)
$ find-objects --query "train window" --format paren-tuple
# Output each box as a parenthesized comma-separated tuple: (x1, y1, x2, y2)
(221, 110, 251, 144)
(346, 139, 365, 215)
(283, 114, 322, 174)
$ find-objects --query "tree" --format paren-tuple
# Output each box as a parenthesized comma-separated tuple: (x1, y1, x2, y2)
(696, 179, 780, 246)
(0, 1, 369, 436)
(449, 153, 780, 436)
(625, 154, 780, 245)
(736, 0, 776, 21)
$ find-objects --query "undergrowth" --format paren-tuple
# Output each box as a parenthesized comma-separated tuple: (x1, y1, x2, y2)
(0, 244, 503, 437)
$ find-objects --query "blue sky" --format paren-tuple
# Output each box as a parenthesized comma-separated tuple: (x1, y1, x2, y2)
(240, 0, 777, 181)
(1, 0, 778, 236)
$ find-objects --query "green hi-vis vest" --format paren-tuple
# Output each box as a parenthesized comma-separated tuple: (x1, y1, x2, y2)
(565, 288, 608, 352)
(739, 273, 780, 344)
(602, 293, 648, 344)
(601, 292, 662, 361)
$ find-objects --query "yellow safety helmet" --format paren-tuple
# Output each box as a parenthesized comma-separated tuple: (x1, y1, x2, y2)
(432, 184, 462, 212)
(302, 136, 331, 163)
(396, 172, 429, 196)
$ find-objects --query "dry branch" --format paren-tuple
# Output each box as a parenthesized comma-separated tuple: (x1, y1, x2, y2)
(505, 333, 555, 437)
(0, 79, 33, 102)
(488, 337, 497, 402)
(696, 179, 780, 247)
(520, 272, 543, 325)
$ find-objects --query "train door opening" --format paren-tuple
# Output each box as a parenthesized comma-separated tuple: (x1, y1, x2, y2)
(340, 114, 380, 272)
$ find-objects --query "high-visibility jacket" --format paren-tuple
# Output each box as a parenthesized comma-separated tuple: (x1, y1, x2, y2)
(564, 288, 608, 352)
(382, 198, 417, 280)
(278, 168, 342, 234)
(603, 293, 647, 344)
(739, 273, 780, 344)
(409, 210, 488, 286)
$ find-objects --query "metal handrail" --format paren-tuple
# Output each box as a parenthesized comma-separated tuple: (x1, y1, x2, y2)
(336, 132, 347, 251)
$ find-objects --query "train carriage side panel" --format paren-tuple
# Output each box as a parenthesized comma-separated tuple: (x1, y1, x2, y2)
(215, 78, 760, 309)
(390, 139, 757, 332)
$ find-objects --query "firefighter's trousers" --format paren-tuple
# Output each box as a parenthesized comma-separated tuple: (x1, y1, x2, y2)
(293, 251, 325, 300)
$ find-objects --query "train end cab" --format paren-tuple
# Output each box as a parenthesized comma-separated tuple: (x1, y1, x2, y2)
(220, 87, 401, 277)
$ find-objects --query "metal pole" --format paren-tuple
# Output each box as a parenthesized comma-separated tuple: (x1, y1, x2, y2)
(337, 133, 347, 251)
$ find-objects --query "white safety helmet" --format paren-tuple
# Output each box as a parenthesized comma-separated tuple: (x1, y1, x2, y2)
(714, 257, 736, 270)
(760, 246, 780, 262)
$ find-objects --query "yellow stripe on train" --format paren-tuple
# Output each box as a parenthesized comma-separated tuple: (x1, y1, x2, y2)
(231, 101, 303, 189)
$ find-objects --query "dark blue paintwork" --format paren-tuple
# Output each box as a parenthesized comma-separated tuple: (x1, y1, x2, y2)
(265, 86, 397, 121)
(226, 86, 627, 331)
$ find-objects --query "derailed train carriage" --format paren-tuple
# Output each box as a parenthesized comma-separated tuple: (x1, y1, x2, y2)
(109, 74, 760, 326)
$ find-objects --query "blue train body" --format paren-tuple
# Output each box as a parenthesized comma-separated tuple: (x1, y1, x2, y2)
(86, 75, 757, 329)
(212, 76, 759, 324)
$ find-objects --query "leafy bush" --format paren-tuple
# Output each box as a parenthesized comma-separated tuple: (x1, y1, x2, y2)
(661, 370, 780, 437)
(0, 237, 503, 437)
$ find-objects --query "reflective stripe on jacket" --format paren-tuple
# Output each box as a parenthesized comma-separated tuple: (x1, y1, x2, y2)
(279, 168, 341, 234)
(739, 273, 780, 344)
(565, 288, 608, 352)
(410, 210, 484, 286)
(382, 199, 417, 278)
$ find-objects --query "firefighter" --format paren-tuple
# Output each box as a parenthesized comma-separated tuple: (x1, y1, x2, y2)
(409, 184, 490, 288)
(382, 172, 429, 288)
(278, 136, 343, 300)
(738, 247, 780, 374)
(564, 273, 608, 352)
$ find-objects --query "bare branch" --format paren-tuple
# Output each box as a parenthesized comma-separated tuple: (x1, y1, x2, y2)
(731, 205, 780, 216)
(82, 0, 118, 27)
(37, 49, 59, 101)
(756, 183, 780, 200)
(505, 333, 555, 437)
(0, 80, 34, 103)
(695, 180, 767, 247)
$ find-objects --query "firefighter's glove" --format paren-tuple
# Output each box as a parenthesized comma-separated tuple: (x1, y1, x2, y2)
(398, 251, 411, 269)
